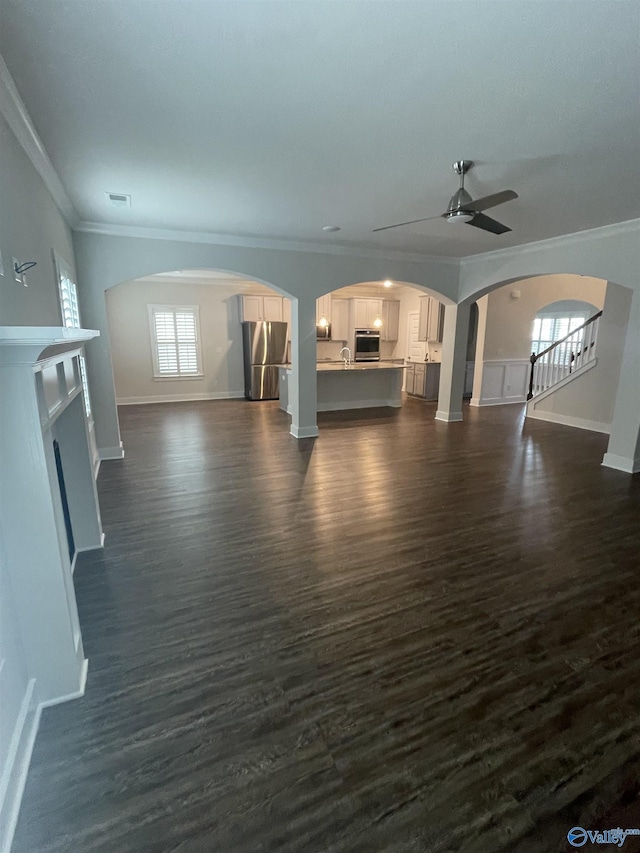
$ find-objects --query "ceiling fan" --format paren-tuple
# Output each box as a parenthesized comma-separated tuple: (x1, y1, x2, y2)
(373, 160, 518, 235)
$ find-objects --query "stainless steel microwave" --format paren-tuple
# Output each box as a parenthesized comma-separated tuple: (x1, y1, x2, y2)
(316, 323, 331, 340)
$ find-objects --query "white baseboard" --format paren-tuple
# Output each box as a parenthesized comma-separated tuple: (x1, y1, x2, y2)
(0, 679, 38, 853)
(76, 533, 106, 554)
(316, 398, 401, 412)
(526, 409, 611, 434)
(469, 395, 527, 407)
(40, 658, 88, 709)
(98, 442, 125, 461)
(117, 391, 244, 405)
(435, 410, 463, 422)
(290, 424, 319, 439)
(602, 452, 640, 474)
(0, 660, 89, 851)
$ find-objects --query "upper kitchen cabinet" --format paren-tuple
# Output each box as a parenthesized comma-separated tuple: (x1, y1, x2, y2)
(239, 294, 284, 322)
(331, 298, 349, 341)
(352, 298, 383, 330)
(282, 298, 292, 339)
(316, 294, 332, 326)
(381, 300, 400, 341)
(418, 297, 444, 342)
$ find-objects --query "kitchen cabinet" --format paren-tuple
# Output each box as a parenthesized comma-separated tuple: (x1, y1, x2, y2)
(381, 300, 400, 341)
(404, 364, 416, 395)
(418, 297, 444, 342)
(405, 361, 441, 400)
(316, 294, 332, 326)
(331, 298, 349, 341)
(282, 298, 292, 340)
(464, 360, 475, 398)
(352, 298, 383, 330)
(239, 295, 283, 322)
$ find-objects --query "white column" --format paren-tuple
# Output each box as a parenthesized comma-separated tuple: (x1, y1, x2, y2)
(436, 302, 471, 423)
(470, 295, 488, 406)
(81, 291, 124, 461)
(603, 287, 640, 473)
(289, 295, 319, 439)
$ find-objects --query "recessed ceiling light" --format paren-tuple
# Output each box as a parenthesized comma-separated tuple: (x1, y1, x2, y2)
(322, 225, 340, 232)
(106, 192, 131, 209)
(384, 280, 393, 287)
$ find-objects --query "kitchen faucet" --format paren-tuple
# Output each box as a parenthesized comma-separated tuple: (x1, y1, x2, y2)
(339, 346, 352, 366)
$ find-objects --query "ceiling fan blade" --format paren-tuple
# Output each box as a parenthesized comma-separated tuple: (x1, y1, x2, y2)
(467, 212, 511, 235)
(467, 189, 518, 213)
(372, 215, 442, 233)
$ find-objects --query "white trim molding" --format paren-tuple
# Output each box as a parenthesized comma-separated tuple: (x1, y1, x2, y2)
(470, 359, 530, 407)
(74, 220, 459, 264)
(0, 680, 38, 853)
(461, 218, 640, 265)
(98, 443, 125, 461)
(0, 55, 77, 226)
(527, 409, 611, 435)
(602, 453, 640, 475)
(0, 659, 89, 852)
(290, 424, 319, 439)
(435, 410, 463, 422)
(117, 391, 244, 405)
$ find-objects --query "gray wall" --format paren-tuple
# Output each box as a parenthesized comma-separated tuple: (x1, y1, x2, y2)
(107, 278, 270, 403)
(480, 275, 606, 361)
(0, 111, 76, 325)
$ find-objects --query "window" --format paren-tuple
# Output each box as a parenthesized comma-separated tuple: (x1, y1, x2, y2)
(53, 250, 92, 417)
(531, 313, 588, 357)
(148, 305, 203, 378)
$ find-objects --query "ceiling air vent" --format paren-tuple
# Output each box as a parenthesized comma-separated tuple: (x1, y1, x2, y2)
(106, 192, 131, 209)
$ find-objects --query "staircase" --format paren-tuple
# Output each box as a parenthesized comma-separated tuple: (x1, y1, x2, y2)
(527, 311, 602, 400)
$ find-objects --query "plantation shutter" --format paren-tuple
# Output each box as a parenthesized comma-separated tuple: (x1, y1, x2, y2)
(152, 308, 201, 377)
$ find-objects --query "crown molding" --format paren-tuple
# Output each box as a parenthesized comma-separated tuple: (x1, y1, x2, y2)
(460, 218, 640, 266)
(74, 220, 459, 266)
(0, 54, 78, 226)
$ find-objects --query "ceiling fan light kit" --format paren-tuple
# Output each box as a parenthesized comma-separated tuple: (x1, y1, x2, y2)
(373, 159, 518, 236)
(445, 210, 474, 224)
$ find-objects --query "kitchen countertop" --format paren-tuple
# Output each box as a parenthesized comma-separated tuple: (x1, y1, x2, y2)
(279, 360, 407, 372)
(317, 362, 407, 372)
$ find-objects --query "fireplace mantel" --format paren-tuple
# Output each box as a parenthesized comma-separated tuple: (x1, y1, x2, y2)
(0, 326, 104, 816)
(0, 325, 99, 365)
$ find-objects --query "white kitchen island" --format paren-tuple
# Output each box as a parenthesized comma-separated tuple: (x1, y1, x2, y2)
(279, 362, 406, 413)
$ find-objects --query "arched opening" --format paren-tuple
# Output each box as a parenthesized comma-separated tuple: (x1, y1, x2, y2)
(468, 274, 611, 409)
(105, 268, 294, 407)
(311, 279, 452, 406)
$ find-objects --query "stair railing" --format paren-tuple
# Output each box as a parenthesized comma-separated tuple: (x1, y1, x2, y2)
(527, 311, 602, 400)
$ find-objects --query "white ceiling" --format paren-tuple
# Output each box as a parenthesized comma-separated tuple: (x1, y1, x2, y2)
(1, 1, 638, 258)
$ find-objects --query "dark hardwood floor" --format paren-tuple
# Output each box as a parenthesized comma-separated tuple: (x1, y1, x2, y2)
(12, 398, 640, 852)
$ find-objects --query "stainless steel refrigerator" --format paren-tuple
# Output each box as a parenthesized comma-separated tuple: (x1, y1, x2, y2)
(242, 321, 288, 400)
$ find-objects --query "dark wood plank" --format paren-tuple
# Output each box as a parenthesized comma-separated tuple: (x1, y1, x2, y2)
(12, 399, 640, 852)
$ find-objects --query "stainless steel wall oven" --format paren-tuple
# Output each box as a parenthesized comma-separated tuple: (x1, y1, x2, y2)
(354, 329, 381, 361)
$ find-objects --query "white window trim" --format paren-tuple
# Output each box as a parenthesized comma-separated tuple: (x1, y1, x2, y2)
(148, 304, 204, 380)
(53, 250, 92, 417)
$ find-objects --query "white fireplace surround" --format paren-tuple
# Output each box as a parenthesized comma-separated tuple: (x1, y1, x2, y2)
(0, 327, 104, 851)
